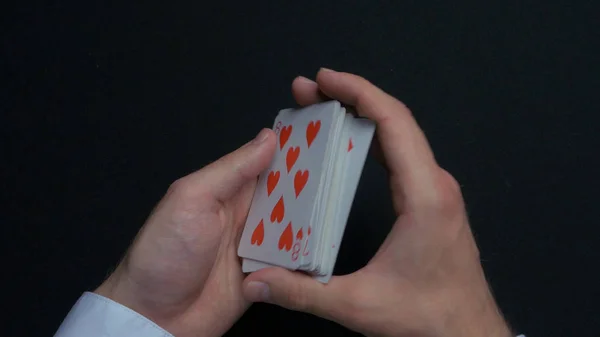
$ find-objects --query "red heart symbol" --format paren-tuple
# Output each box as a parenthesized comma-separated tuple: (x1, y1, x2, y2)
(279, 125, 292, 150)
(286, 146, 300, 173)
(251, 219, 264, 246)
(270, 196, 285, 223)
(306, 120, 321, 148)
(296, 228, 303, 240)
(267, 170, 280, 196)
(294, 170, 309, 197)
(278, 222, 293, 251)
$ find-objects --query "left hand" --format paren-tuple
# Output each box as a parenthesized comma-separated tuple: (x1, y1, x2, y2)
(95, 129, 276, 337)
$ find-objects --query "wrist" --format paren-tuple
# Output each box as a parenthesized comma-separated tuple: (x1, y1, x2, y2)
(95, 269, 180, 335)
(94, 268, 224, 337)
(440, 286, 512, 337)
(94, 268, 166, 322)
(450, 300, 511, 337)
(94, 268, 139, 314)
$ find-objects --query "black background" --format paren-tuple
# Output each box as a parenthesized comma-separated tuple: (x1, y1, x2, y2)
(2, 1, 599, 336)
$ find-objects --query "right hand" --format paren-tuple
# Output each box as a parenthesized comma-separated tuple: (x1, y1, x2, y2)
(242, 69, 512, 337)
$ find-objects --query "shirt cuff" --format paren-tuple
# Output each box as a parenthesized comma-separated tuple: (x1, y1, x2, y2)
(54, 292, 173, 337)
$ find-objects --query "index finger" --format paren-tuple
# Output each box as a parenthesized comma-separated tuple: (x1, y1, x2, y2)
(315, 69, 439, 204)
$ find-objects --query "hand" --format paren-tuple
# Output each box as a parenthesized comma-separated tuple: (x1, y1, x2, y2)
(243, 69, 512, 337)
(95, 129, 276, 337)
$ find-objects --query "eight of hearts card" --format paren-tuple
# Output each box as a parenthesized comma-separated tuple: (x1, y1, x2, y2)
(237, 101, 375, 283)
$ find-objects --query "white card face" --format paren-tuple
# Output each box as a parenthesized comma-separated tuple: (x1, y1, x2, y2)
(242, 258, 275, 273)
(238, 101, 340, 269)
(238, 101, 375, 283)
(315, 116, 375, 283)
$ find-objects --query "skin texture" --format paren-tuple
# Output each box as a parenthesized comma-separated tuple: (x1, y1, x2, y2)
(95, 69, 512, 337)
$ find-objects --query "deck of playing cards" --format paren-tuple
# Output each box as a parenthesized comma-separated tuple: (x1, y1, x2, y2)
(237, 101, 375, 283)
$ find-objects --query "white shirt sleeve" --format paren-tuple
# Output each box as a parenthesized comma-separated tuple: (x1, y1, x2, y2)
(54, 292, 173, 337)
(55, 292, 524, 337)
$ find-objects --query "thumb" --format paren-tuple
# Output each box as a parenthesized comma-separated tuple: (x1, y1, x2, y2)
(243, 267, 352, 321)
(186, 128, 276, 201)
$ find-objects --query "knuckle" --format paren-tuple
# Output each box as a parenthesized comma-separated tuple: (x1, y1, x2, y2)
(415, 169, 464, 216)
(394, 98, 413, 117)
(434, 170, 464, 215)
(440, 169, 462, 194)
(167, 177, 188, 195)
(167, 176, 200, 200)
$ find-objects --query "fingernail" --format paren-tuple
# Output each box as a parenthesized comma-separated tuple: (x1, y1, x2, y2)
(296, 76, 316, 84)
(244, 281, 270, 302)
(252, 128, 270, 145)
(320, 67, 335, 73)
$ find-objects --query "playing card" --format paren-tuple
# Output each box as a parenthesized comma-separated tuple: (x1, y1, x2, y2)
(315, 114, 375, 282)
(301, 110, 349, 273)
(242, 258, 274, 273)
(238, 101, 375, 283)
(238, 101, 343, 269)
(300, 106, 346, 270)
